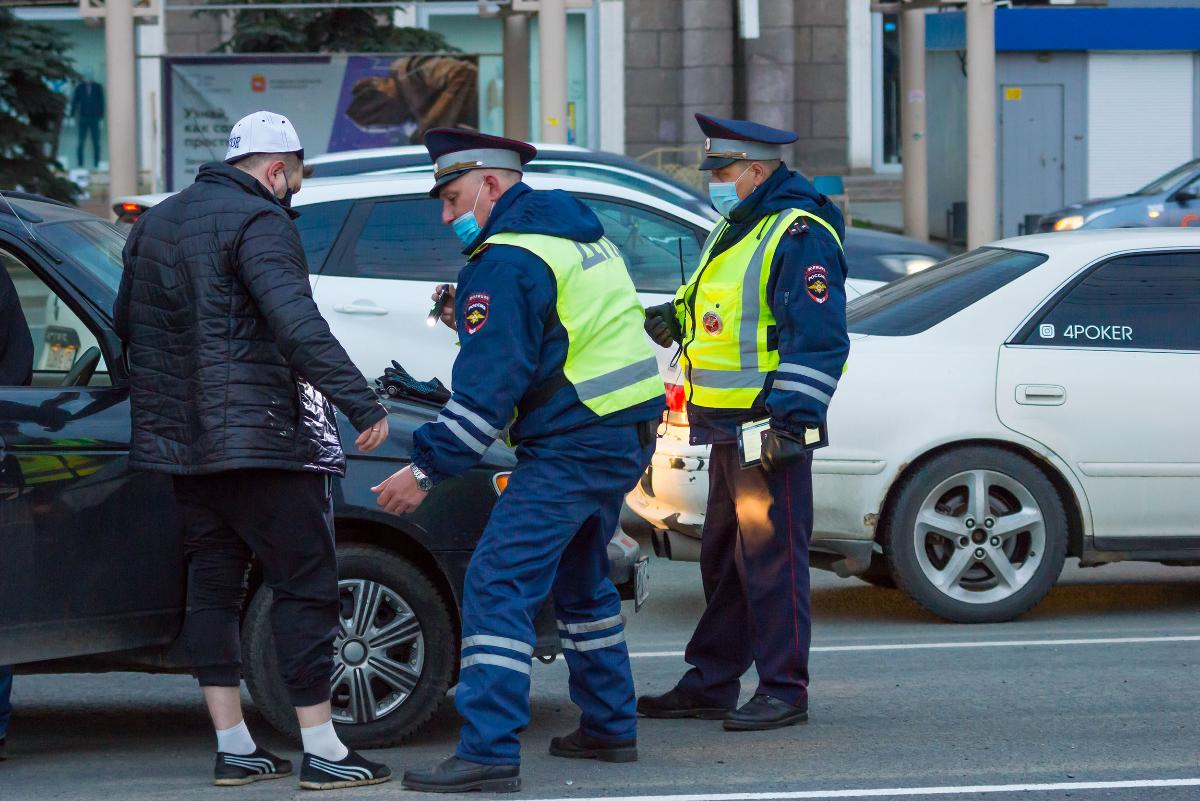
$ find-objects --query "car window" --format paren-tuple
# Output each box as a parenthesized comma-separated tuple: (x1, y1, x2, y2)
(329, 198, 462, 281)
(847, 247, 1046, 336)
(1132, 159, 1200, 196)
(579, 198, 702, 294)
(295, 200, 352, 273)
(36, 220, 124, 297)
(1, 246, 107, 384)
(1019, 251, 1200, 350)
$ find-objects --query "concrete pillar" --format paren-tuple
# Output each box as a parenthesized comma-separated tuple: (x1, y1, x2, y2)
(538, 0, 568, 144)
(900, 7, 928, 242)
(503, 12, 531, 141)
(104, 0, 138, 200)
(966, 0, 997, 247)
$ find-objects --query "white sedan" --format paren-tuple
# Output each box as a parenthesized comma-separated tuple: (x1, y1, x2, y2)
(627, 230, 1200, 623)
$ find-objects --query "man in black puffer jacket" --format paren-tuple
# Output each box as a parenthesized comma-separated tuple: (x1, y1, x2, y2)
(115, 111, 392, 789)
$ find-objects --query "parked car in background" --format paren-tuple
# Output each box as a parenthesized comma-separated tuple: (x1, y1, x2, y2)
(1038, 158, 1200, 232)
(113, 173, 937, 384)
(632, 229, 1200, 623)
(0, 192, 644, 748)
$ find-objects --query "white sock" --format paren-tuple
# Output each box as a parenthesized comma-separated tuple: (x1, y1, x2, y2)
(215, 720, 256, 756)
(300, 719, 348, 761)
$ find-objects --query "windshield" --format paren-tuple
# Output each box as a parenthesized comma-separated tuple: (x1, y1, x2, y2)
(1130, 159, 1200, 196)
(847, 247, 1047, 336)
(37, 219, 125, 298)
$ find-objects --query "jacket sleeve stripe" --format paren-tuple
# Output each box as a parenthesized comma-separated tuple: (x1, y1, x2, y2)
(437, 416, 490, 454)
(772, 380, 832, 407)
(444, 398, 501, 439)
(776, 362, 839, 390)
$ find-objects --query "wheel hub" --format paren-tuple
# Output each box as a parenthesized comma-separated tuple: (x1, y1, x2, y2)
(341, 639, 367, 667)
(971, 529, 987, 544)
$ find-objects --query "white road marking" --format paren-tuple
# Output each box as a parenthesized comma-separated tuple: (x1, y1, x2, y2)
(627, 634, 1200, 659)
(526, 777, 1200, 801)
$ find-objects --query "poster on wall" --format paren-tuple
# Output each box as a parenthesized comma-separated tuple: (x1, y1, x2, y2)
(164, 54, 479, 190)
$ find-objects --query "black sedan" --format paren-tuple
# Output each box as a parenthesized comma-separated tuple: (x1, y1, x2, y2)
(0, 192, 645, 748)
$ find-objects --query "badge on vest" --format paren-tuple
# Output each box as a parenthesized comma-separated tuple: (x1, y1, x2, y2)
(464, 292, 490, 334)
(702, 310, 723, 335)
(805, 265, 829, 304)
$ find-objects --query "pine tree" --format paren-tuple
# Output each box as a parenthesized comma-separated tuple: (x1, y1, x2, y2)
(0, 9, 80, 203)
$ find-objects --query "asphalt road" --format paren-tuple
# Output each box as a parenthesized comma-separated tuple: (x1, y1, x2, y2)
(4, 553, 1200, 801)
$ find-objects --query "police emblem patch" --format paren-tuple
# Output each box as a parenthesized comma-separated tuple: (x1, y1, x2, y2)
(805, 265, 829, 304)
(464, 292, 490, 334)
(702, 310, 723, 335)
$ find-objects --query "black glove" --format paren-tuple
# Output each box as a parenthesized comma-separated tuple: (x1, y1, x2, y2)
(760, 427, 810, 473)
(644, 302, 682, 348)
(375, 360, 452, 404)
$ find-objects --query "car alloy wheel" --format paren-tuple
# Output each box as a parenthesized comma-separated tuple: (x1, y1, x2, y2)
(912, 469, 1046, 605)
(332, 579, 424, 725)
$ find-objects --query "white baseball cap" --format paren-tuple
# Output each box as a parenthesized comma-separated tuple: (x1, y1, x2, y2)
(224, 110, 305, 163)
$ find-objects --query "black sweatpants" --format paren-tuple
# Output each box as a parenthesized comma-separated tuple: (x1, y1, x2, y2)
(172, 468, 339, 708)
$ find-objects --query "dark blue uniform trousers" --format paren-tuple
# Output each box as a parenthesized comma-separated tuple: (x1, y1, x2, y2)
(676, 442, 814, 708)
(455, 423, 655, 766)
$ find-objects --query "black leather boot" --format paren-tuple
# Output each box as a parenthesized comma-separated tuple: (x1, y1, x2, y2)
(401, 756, 520, 794)
(549, 728, 637, 763)
(636, 688, 733, 719)
(723, 694, 808, 731)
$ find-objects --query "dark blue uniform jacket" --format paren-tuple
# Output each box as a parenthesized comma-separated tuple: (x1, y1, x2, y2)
(412, 182, 665, 484)
(686, 165, 850, 445)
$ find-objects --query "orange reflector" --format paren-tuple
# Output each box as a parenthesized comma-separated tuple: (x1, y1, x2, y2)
(493, 473, 510, 494)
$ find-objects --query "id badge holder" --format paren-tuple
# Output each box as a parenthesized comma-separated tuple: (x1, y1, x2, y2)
(737, 418, 771, 469)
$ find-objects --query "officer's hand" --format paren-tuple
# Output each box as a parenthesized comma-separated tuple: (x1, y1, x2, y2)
(432, 284, 457, 330)
(644, 304, 681, 348)
(355, 417, 389, 453)
(371, 466, 429, 516)
(760, 428, 806, 473)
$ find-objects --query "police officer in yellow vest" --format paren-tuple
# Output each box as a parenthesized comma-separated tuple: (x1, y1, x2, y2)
(639, 114, 850, 731)
(371, 130, 665, 793)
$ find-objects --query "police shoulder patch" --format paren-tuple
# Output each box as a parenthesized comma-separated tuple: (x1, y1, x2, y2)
(804, 265, 829, 304)
(464, 292, 490, 334)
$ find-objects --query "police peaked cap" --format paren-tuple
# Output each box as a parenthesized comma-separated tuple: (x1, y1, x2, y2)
(423, 128, 538, 197)
(695, 113, 798, 170)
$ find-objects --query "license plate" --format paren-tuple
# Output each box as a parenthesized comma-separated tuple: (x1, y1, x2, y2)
(634, 556, 649, 612)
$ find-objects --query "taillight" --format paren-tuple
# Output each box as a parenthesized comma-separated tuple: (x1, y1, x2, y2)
(492, 472, 510, 495)
(665, 382, 685, 413)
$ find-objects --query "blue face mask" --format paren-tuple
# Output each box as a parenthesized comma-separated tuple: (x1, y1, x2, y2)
(708, 165, 753, 218)
(452, 182, 490, 246)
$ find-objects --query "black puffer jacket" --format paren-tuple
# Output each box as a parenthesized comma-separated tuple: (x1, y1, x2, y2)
(114, 162, 386, 476)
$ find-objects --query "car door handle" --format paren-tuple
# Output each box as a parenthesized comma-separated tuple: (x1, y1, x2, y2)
(333, 301, 389, 316)
(1016, 384, 1066, 406)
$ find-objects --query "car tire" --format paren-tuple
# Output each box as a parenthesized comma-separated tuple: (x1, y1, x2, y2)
(242, 544, 456, 748)
(883, 447, 1068, 623)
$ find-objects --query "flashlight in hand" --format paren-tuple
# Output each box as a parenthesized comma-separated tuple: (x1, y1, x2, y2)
(427, 285, 450, 327)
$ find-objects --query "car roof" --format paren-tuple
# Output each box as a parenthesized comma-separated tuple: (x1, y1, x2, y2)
(994, 227, 1200, 260)
(0, 192, 100, 231)
(305, 142, 590, 165)
(292, 172, 718, 226)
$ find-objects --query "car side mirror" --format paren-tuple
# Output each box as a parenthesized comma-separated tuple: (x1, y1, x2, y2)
(1173, 190, 1199, 203)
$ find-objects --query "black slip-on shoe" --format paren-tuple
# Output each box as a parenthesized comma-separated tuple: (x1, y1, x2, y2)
(636, 688, 733, 720)
(213, 748, 292, 786)
(723, 694, 808, 731)
(401, 756, 520, 794)
(299, 749, 391, 791)
(549, 728, 637, 763)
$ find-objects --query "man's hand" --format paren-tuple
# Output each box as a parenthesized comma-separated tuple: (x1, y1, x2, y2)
(432, 284, 457, 330)
(356, 417, 389, 453)
(644, 303, 682, 348)
(372, 465, 429, 515)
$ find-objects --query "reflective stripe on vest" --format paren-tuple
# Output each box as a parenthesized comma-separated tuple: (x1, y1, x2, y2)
(482, 232, 665, 418)
(675, 209, 844, 409)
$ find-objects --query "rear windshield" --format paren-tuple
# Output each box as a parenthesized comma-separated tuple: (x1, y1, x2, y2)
(847, 247, 1047, 336)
